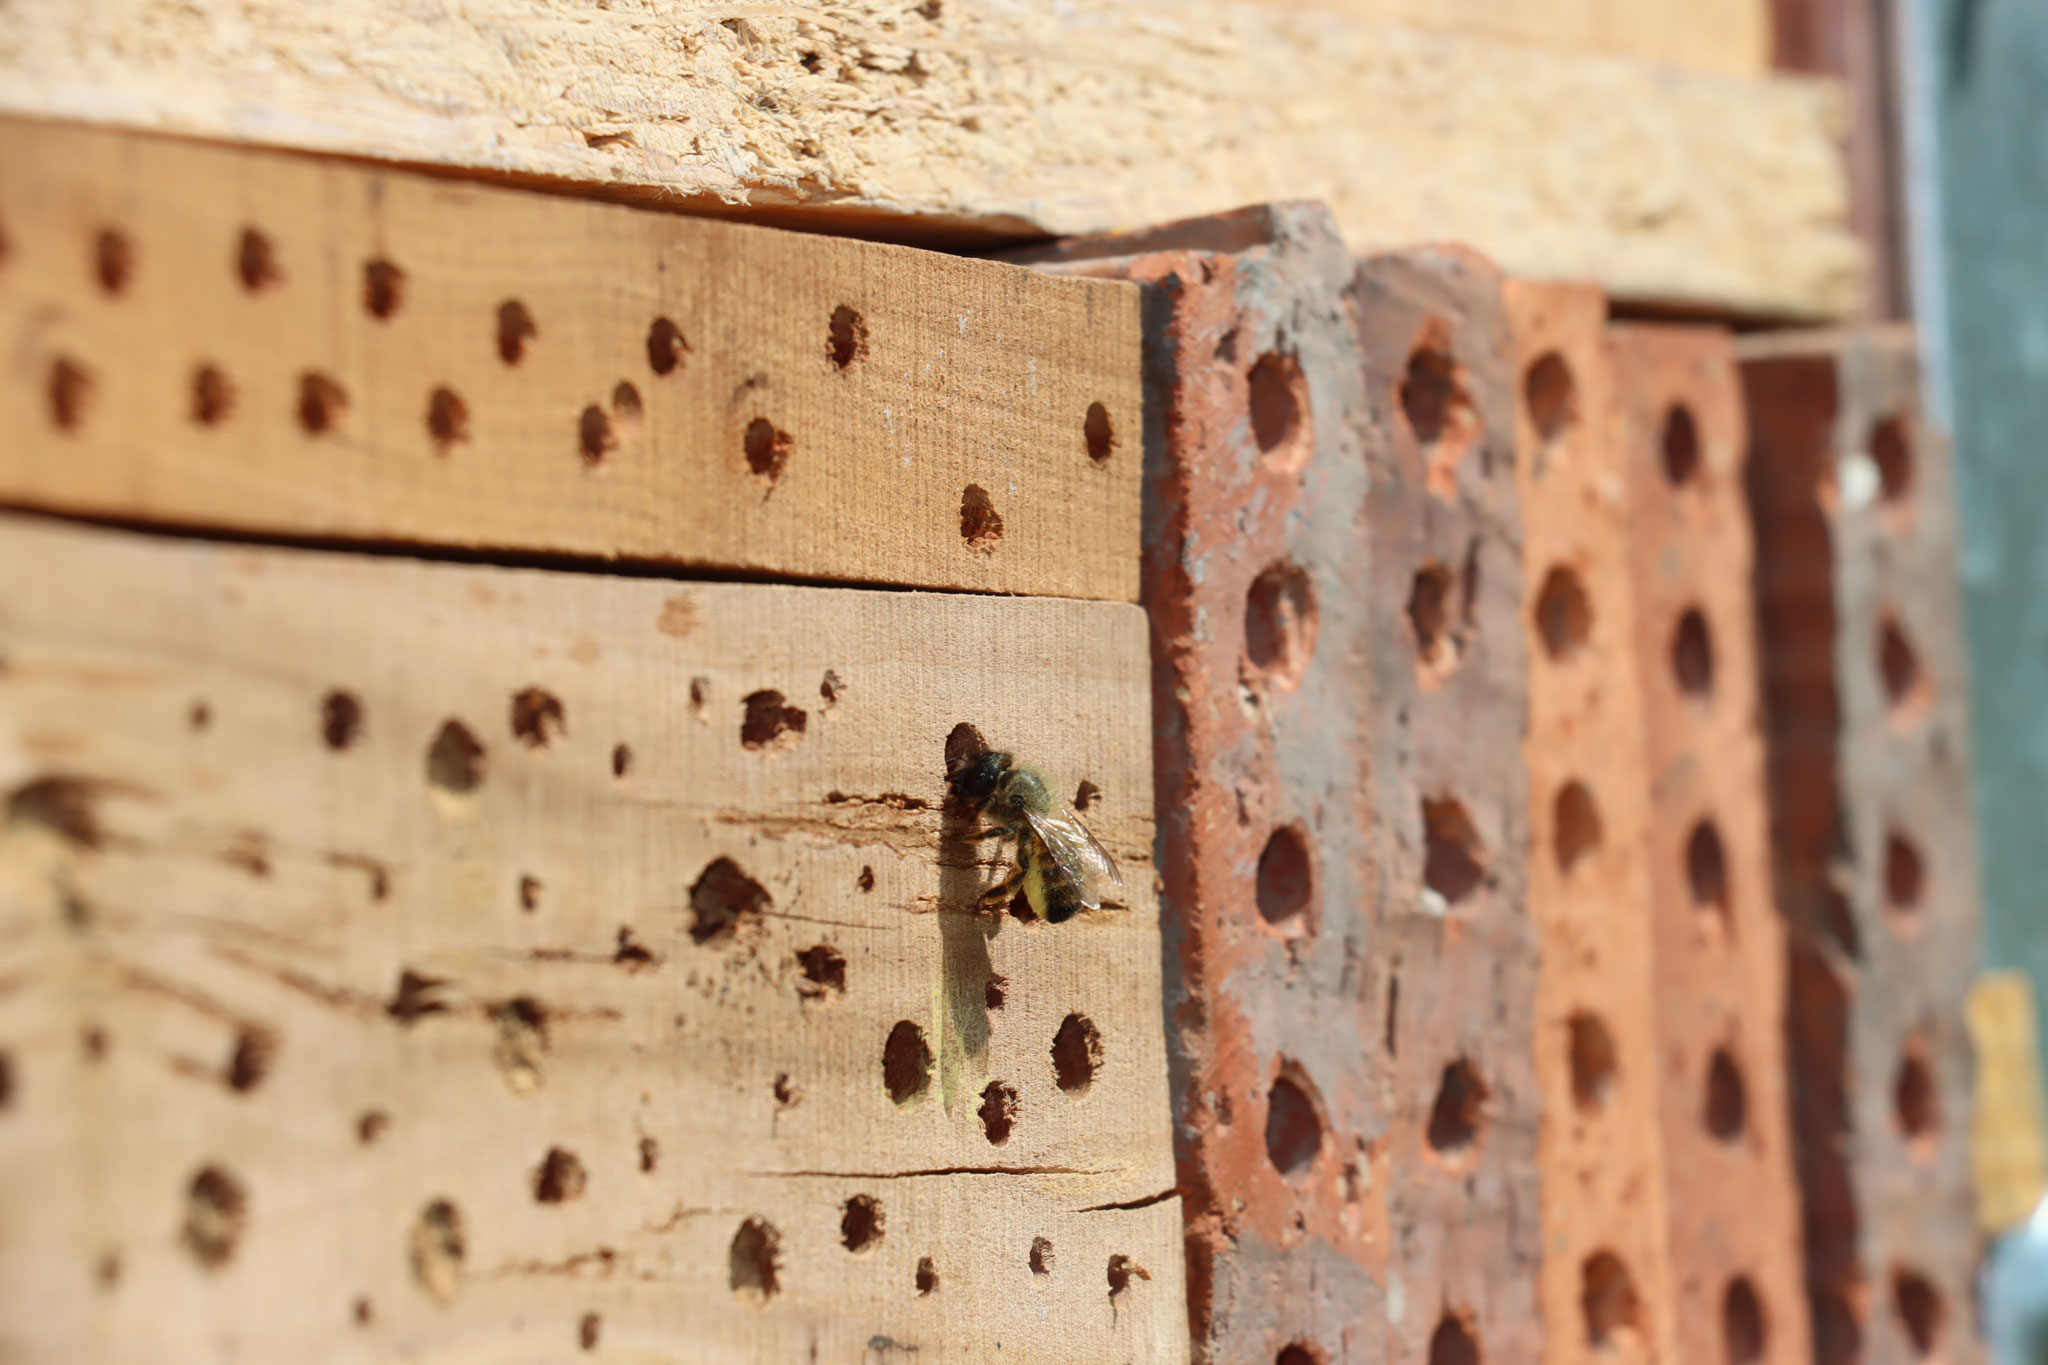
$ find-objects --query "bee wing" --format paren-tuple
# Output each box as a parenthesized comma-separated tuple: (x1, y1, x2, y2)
(1020, 805, 1124, 910)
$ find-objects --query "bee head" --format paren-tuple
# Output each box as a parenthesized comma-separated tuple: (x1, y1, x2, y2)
(946, 750, 1011, 805)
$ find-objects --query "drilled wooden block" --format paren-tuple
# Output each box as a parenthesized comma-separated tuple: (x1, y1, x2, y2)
(1353, 247, 1541, 1365)
(1504, 281, 1682, 1365)
(1741, 328, 1983, 1365)
(1608, 322, 1811, 1365)
(0, 514, 1183, 1362)
(1028, 203, 1390, 1365)
(0, 116, 1142, 600)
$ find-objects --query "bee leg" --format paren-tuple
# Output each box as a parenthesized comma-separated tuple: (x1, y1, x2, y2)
(977, 866, 1023, 906)
(959, 825, 1015, 843)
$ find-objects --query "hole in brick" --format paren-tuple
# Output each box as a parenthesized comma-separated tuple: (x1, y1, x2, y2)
(1029, 1236, 1054, 1276)
(1871, 414, 1913, 505)
(729, 1217, 781, 1304)
(510, 687, 566, 749)
(959, 484, 1003, 551)
(647, 316, 690, 374)
(1106, 1254, 1148, 1299)
(1074, 780, 1101, 811)
(1256, 825, 1313, 927)
(191, 364, 235, 426)
(1686, 819, 1731, 925)
(1422, 797, 1484, 906)
(1553, 781, 1601, 874)
(94, 228, 133, 294)
(1265, 1071, 1323, 1177)
(1662, 404, 1701, 487)
(828, 305, 868, 370)
(1524, 352, 1576, 443)
(884, 1021, 931, 1105)
(1245, 562, 1318, 689)
(1815, 1285, 1862, 1365)
(1534, 565, 1592, 660)
(363, 259, 405, 319)
(840, 1194, 883, 1252)
(611, 744, 633, 778)
(746, 418, 793, 482)
(916, 1256, 938, 1295)
(1885, 831, 1925, 915)
(47, 356, 91, 431)
(1429, 1313, 1480, 1365)
(1408, 562, 1455, 671)
(1568, 1012, 1618, 1113)
(797, 944, 847, 998)
(1052, 1013, 1102, 1094)
(639, 1136, 659, 1172)
(1672, 608, 1715, 699)
(226, 1027, 275, 1093)
(1580, 1251, 1642, 1349)
(1248, 351, 1310, 472)
(234, 228, 281, 292)
(533, 1147, 587, 1203)
(690, 857, 769, 945)
(1879, 616, 1925, 716)
(1426, 1057, 1487, 1157)
(1277, 1346, 1320, 1365)
(1706, 1046, 1747, 1140)
(579, 1312, 601, 1351)
(1400, 339, 1471, 449)
(578, 405, 616, 465)
(497, 299, 537, 365)
(1891, 1267, 1942, 1358)
(1894, 1040, 1939, 1150)
(411, 1199, 465, 1304)
(182, 1165, 247, 1269)
(984, 973, 1007, 1011)
(978, 1081, 1018, 1144)
(1084, 401, 1115, 463)
(297, 372, 348, 435)
(1723, 1277, 1766, 1365)
(322, 690, 363, 750)
(740, 690, 807, 750)
(425, 719, 484, 794)
(357, 1110, 389, 1144)
(427, 387, 469, 452)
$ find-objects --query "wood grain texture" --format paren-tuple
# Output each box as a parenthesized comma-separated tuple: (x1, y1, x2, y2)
(0, 513, 1183, 1363)
(0, 2, 1859, 317)
(0, 117, 1142, 600)
(1256, 0, 1769, 73)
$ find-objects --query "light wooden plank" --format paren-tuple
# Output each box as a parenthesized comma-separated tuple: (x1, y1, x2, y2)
(1251, 0, 1769, 74)
(0, 2, 1858, 317)
(0, 118, 1142, 600)
(0, 513, 1183, 1362)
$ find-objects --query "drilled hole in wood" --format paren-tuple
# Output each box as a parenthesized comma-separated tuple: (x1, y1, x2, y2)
(235, 228, 279, 292)
(497, 299, 536, 364)
(1430, 1313, 1480, 1365)
(94, 228, 132, 294)
(1029, 1236, 1054, 1276)
(386, 969, 448, 1026)
(819, 670, 845, 708)
(412, 1200, 465, 1304)
(189, 699, 212, 732)
(1662, 404, 1701, 486)
(1245, 562, 1318, 689)
(226, 1027, 275, 1094)
(320, 690, 363, 750)
(985, 973, 1007, 1010)
(1256, 824, 1313, 927)
(352, 1297, 372, 1326)
(1265, 1071, 1323, 1177)
(297, 372, 348, 435)
(490, 997, 549, 1093)
(773, 1072, 799, 1107)
(362, 259, 405, 319)
(1879, 615, 1925, 716)
(579, 1313, 601, 1351)
(510, 687, 566, 749)
(828, 304, 868, 370)
(1568, 1012, 1617, 1114)
(858, 865, 876, 893)
(729, 1218, 781, 1304)
(1687, 819, 1731, 926)
(884, 1021, 932, 1105)
(1248, 350, 1310, 472)
(1423, 797, 1484, 907)
(578, 405, 616, 465)
(960, 484, 1003, 551)
(1553, 781, 1601, 874)
(1534, 565, 1591, 660)
(690, 857, 769, 945)
(1892, 1267, 1942, 1359)
(1074, 779, 1101, 811)
(1724, 1278, 1766, 1365)
(745, 418, 793, 482)
(1052, 1013, 1102, 1094)
(357, 1111, 389, 1145)
(796, 944, 847, 998)
(609, 743, 632, 778)
(647, 316, 690, 375)
(1705, 1046, 1747, 1141)
(182, 1165, 247, 1270)
(612, 381, 643, 434)
(1084, 401, 1115, 463)
(978, 1080, 1018, 1144)
(191, 363, 235, 426)
(840, 1194, 883, 1252)
(614, 926, 654, 970)
(1524, 351, 1576, 443)
(1581, 1251, 1641, 1349)
(1871, 414, 1913, 505)
(82, 1026, 108, 1061)
(1107, 1254, 1149, 1299)
(1672, 608, 1715, 699)
(425, 719, 484, 793)
(533, 1147, 587, 1203)
(740, 690, 807, 750)
(1894, 1040, 1939, 1150)
(916, 1257, 938, 1296)
(427, 387, 469, 453)
(638, 1137, 659, 1173)
(0, 1051, 12, 1112)
(47, 356, 91, 431)
(1427, 1057, 1487, 1157)
(1886, 831, 1925, 916)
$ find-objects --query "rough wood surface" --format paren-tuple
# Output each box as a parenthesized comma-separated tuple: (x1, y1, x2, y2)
(0, 2, 1859, 317)
(1255, 0, 1769, 73)
(0, 117, 1142, 600)
(0, 513, 1184, 1362)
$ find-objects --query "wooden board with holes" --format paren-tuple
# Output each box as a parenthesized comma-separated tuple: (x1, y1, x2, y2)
(0, 512, 1183, 1363)
(0, 117, 1142, 602)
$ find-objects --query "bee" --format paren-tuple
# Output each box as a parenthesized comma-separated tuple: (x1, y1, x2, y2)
(946, 750, 1123, 924)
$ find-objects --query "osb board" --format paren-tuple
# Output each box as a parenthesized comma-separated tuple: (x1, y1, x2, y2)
(0, 117, 1142, 601)
(0, 4, 1859, 317)
(0, 513, 1183, 1363)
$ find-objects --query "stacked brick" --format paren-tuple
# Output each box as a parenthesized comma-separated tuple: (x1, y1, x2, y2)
(1742, 329, 1984, 1365)
(1609, 323, 1812, 1365)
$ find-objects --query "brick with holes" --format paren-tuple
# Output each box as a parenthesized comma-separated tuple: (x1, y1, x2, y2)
(1741, 328, 1983, 1365)
(1609, 322, 1812, 1365)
